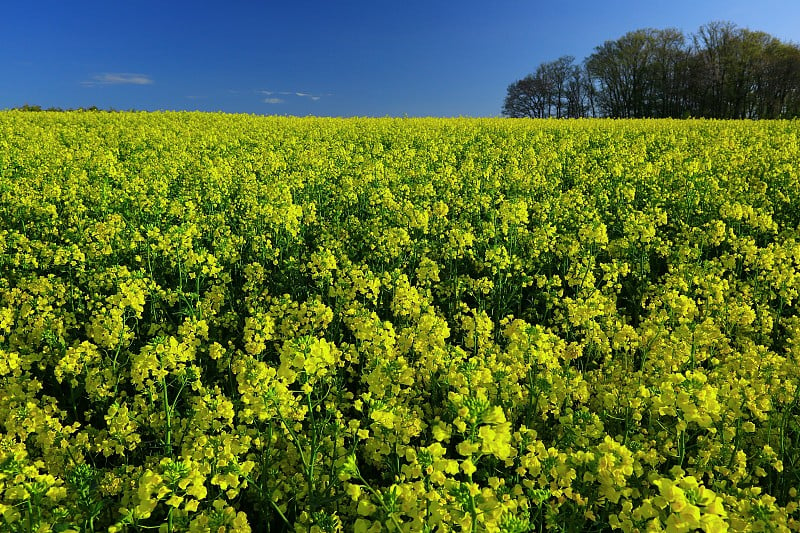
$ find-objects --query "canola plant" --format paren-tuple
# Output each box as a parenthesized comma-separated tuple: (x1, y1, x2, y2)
(0, 112, 799, 531)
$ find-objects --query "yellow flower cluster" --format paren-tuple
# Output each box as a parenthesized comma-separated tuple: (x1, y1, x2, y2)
(1, 111, 799, 531)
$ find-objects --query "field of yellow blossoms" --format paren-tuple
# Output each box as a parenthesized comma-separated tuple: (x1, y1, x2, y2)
(1, 111, 799, 532)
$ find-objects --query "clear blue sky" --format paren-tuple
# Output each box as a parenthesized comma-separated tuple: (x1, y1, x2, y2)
(3, 0, 799, 117)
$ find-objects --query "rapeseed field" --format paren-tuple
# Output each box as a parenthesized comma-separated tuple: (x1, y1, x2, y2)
(1, 112, 799, 531)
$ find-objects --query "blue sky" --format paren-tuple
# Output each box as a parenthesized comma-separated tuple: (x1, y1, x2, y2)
(3, 0, 800, 117)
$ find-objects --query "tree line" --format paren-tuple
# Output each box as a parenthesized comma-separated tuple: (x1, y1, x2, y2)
(503, 21, 800, 119)
(10, 104, 136, 112)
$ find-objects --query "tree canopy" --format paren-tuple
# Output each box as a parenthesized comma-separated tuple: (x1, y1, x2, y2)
(504, 21, 800, 119)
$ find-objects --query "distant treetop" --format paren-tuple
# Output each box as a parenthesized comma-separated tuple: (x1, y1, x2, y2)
(503, 21, 800, 119)
(10, 104, 134, 112)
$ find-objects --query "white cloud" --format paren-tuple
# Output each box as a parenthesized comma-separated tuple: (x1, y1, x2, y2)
(296, 92, 324, 101)
(82, 73, 154, 87)
(258, 89, 326, 101)
(264, 97, 284, 104)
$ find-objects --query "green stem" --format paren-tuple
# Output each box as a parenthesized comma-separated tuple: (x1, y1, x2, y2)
(161, 376, 172, 457)
(356, 473, 404, 532)
(467, 474, 478, 533)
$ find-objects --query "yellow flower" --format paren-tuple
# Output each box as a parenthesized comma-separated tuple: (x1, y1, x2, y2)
(166, 494, 183, 507)
(456, 440, 480, 456)
(461, 458, 477, 476)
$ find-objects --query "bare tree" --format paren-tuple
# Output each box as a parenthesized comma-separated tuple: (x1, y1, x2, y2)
(565, 66, 588, 118)
(503, 56, 589, 118)
(692, 21, 738, 117)
(503, 75, 550, 118)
